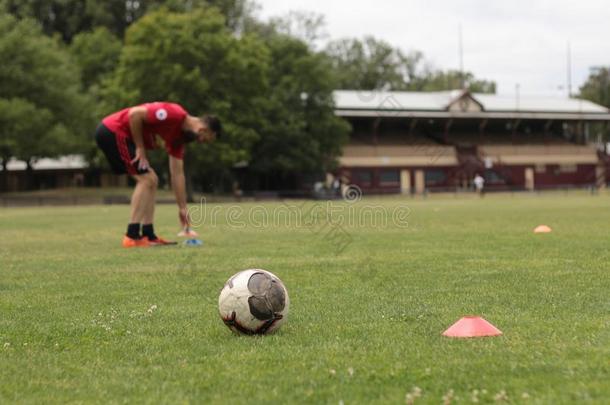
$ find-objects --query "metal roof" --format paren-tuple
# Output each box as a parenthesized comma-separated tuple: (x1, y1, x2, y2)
(475, 93, 608, 113)
(1, 155, 88, 171)
(334, 90, 610, 119)
(335, 90, 464, 111)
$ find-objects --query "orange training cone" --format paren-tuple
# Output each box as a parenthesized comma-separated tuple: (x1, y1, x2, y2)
(442, 316, 502, 338)
(178, 226, 199, 237)
(534, 225, 552, 233)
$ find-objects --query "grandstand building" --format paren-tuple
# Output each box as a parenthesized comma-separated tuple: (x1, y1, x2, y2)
(334, 90, 610, 193)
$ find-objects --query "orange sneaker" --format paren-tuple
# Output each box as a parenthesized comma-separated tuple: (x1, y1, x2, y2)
(146, 236, 178, 246)
(122, 235, 150, 248)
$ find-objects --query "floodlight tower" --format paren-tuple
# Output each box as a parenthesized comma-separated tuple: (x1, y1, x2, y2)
(458, 24, 465, 89)
(567, 41, 572, 98)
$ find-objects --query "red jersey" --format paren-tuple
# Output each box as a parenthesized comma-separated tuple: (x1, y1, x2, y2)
(102, 102, 188, 159)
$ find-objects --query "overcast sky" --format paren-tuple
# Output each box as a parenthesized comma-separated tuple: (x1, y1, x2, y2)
(257, 0, 610, 98)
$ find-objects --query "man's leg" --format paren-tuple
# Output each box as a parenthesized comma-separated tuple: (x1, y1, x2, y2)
(121, 171, 158, 247)
(95, 125, 149, 247)
(142, 175, 157, 225)
(130, 171, 158, 224)
(134, 171, 177, 245)
(141, 172, 159, 242)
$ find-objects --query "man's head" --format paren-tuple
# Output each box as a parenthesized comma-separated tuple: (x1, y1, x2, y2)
(182, 115, 222, 144)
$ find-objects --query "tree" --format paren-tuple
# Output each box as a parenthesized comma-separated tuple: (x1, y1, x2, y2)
(266, 10, 328, 49)
(153, 0, 256, 32)
(0, 0, 257, 42)
(579, 67, 610, 141)
(102, 8, 270, 192)
(0, 98, 54, 166)
(248, 33, 350, 189)
(325, 36, 496, 93)
(580, 67, 610, 108)
(325, 36, 424, 91)
(0, 14, 94, 188)
(0, 0, 137, 42)
(70, 27, 122, 90)
(0, 99, 51, 189)
(104, 9, 349, 192)
(413, 69, 496, 93)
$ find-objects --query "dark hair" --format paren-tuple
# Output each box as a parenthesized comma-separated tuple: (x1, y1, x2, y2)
(201, 115, 222, 138)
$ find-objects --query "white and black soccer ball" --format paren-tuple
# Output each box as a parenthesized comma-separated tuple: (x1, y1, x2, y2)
(218, 269, 289, 335)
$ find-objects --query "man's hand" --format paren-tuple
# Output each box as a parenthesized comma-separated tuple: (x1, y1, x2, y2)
(179, 207, 190, 227)
(131, 147, 150, 171)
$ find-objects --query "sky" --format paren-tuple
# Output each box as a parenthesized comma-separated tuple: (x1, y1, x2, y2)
(256, 0, 610, 97)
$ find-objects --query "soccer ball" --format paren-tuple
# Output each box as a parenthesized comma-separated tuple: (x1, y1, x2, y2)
(218, 269, 289, 335)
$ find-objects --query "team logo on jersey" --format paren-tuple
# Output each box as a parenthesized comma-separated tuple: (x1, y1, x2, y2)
(155, 109, 168, 121)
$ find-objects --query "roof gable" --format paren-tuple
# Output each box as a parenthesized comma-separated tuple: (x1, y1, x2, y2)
(447, 90, 484, 112)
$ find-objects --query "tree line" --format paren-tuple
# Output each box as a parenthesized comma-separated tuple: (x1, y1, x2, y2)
(2, 0, 606, 192)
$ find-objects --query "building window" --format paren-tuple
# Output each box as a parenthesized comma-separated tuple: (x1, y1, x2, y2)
(352, 170, 372, 187)
(379, 170, 400, 186)
(425, 170, 446, 186)
(558, 164, 577, 173)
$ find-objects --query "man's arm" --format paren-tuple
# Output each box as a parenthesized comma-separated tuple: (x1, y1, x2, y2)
(128, 106, 150, 171)
(169, 156, 189, 227)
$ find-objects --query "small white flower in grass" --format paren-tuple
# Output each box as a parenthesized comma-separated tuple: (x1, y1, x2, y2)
(147, 304, 158, 314)
(494, 390, 508, 402)
(23, 343, 27, 346)
(471, 389, 480, 403)
(405, 387, 423, 405)
(442, 389, 454, 405)
(329, 369, 336, 376)
(347, 367, 354, 377)
(3, 342, 10, 348)
(521, 392, 530, 400)
(339, 400, 344, 405)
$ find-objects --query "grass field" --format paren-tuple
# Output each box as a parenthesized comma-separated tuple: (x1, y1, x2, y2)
(1, 193, 609, 404)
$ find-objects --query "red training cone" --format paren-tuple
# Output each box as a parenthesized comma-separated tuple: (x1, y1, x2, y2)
(534, 225, 552, 233)
(442, 316, 502, 338)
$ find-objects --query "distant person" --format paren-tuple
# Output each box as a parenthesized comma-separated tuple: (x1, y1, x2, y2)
(473, 173, 485, 197)
(95, 102, 222, 247)
(232, 181, 243, 202)
(339, 174, 350, 198)
(332, 178, 341, 197)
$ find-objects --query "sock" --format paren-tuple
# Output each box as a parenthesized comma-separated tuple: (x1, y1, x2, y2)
(142, 224, 157, 241)
(126, 223, 141, 239)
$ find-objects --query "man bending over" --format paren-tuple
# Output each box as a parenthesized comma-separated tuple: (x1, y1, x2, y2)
(95, 102, 221, 247)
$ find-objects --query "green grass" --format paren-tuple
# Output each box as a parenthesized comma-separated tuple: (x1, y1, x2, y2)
(1, 193, 609, 404)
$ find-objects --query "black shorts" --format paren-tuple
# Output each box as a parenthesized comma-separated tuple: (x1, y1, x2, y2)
(95, 123, 148, 175)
